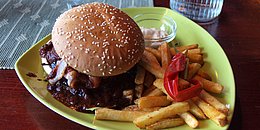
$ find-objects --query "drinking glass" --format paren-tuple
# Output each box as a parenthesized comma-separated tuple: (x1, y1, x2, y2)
(170, 0, 224, 23)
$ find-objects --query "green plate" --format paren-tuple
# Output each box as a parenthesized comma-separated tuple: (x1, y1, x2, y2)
(15, 7, 235, 130)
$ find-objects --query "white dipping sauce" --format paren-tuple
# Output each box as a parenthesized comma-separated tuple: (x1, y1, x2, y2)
(140, 27, 168, 47)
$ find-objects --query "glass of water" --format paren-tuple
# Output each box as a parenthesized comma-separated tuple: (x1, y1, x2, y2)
(170, 0, 224, 23)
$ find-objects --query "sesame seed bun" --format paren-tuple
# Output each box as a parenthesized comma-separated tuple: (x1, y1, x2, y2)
(52, 2, 144, 76)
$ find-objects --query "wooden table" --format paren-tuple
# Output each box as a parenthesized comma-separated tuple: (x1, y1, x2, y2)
(0, 0, 259, 129)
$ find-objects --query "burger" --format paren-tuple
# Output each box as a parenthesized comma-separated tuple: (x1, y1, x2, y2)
(39, 2, 145, 112)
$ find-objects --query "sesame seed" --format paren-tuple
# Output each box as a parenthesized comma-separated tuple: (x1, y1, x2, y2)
(111, 16, 115, 20)
(105, 49, 108, 54)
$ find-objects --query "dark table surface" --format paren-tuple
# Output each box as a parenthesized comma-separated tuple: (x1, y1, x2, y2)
(1, 0, 260, 129)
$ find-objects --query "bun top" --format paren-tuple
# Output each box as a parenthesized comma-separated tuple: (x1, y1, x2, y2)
(52, 2, 144, 76)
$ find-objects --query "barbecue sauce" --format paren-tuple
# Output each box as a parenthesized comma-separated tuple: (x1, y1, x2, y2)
(40, 41, 137, 113)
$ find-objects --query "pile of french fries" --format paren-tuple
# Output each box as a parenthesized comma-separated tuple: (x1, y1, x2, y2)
(95, 43, 229, 129)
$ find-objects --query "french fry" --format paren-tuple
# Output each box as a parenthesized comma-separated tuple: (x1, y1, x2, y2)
(153, 78, 190, 93)
(157, 44, 162, 52)
(135, 66, 146, 85)
(143, 88, 164, 97)
(144, 71, 156, 87)
(142, 85, 157, 96)
(166, 96, 174, 101)
(145, 47, 161, 62)
(160, 42, 172, 70)
(188, 48, 202, 55)
(137, 96, 171, 109)
(135, 84, 144, 98)
(169, 47, 177, 55)
(178, 78, 190, 90)
(187, 63, 201, 80)
(95, 108, 149, 122)
(170, 44, 199, 55)
(192, 97, 227, 127)
(153, 79, 174, 101)
(199, 90, 229, 115)
(93, 42, 230, 129)
(193, 75, 223, 94)
(178, 112, 199, 128)
(153, 79, 167, 95)
(123, 105, 161, 112)
(170, 44, 203, 65)
(197, 69, 212, 81)
(187, 53, 204, 65)
(133, 102, 190, 128)
(187, 99, 206, 119)
(176, 44, 199, 52)
(142, 50, 161, 67)
(140, 107, 161, 112)
(168, 114, 179, 118)
(146, 118, 185, 130)
(139, 50, 164, 78)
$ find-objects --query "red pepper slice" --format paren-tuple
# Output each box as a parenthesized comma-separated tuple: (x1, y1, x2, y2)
(164, 53, 202, 102)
